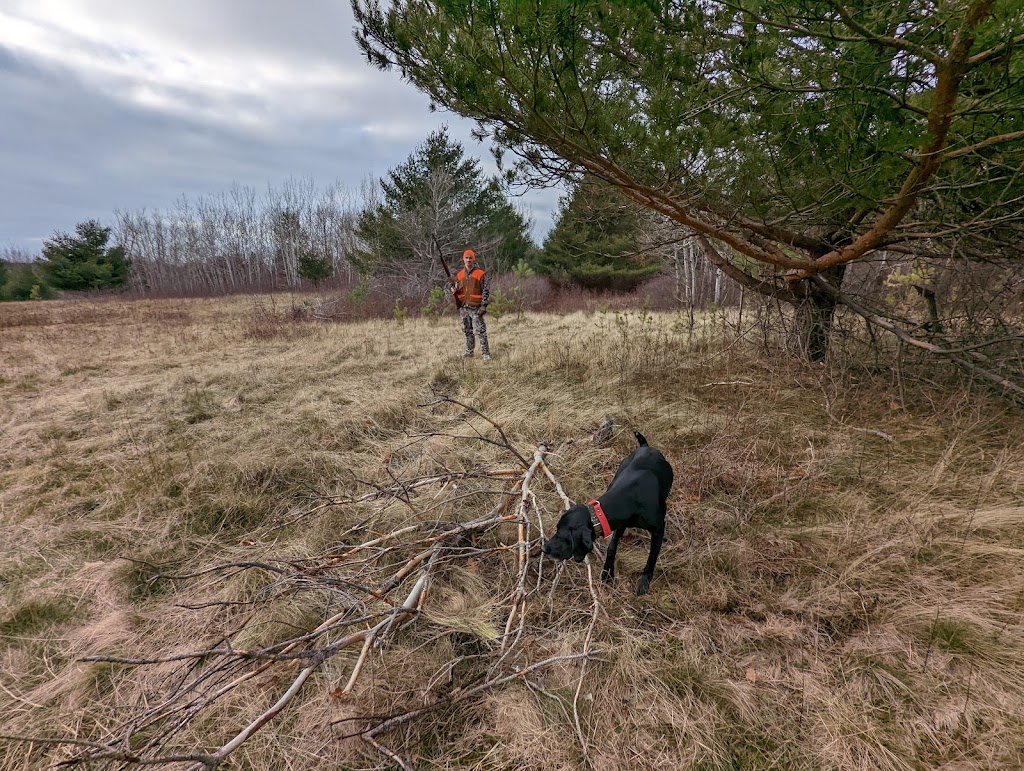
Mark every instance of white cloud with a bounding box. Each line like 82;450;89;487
0;3;378;136
0;1;558;249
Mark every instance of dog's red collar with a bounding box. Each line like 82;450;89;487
587;499;611;538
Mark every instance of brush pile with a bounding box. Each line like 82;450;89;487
49;397;602;770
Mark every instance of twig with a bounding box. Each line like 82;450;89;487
812;274;1024;403
325;525;421;563
338;652;600;739
571;558;602;765
272;468;521;532
419;394;531;467
363;735;415;770
0;735;217;768
538;460;573;511
188;574;430;770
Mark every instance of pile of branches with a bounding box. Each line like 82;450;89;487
17;398;604;770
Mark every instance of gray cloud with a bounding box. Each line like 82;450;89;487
0;1;558;252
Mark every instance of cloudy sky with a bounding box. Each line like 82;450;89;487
0;0;558;255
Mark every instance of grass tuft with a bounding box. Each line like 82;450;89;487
0;597;80;639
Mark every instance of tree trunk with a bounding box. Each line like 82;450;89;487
791;265;847;362
694;234;847;363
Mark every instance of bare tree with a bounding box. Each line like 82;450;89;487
116;179;362;296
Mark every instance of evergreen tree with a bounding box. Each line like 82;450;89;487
298;252;333;286
42;220;129;291
1;262;54;301
354;128;534;280
539;176;659;291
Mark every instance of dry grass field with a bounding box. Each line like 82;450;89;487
1;294;1023;770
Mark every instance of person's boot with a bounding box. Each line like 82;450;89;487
462;350;474;358
482;353;491;362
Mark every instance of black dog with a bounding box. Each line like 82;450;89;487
542;432;673;595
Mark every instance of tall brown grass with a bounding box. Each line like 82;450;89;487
1;295;1022;769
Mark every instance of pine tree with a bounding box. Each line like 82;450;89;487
298;252;333;287
539;176;659;291
42;220;129;291
354;0;1024;379
354;128;534;281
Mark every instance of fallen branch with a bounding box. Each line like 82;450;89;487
190;574;430;771
24;411;606;770
572;557;602;763
420;393;532;468
501;444;550;655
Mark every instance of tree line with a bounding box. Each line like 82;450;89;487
3;127;733;304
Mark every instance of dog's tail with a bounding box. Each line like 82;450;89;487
634;431;648;446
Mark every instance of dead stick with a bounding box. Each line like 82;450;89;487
364;735;415;771
327;525;421;562
501;445;548;653
194;574;429;769
572;558;601;763
539;460;573;511
343;573;430;695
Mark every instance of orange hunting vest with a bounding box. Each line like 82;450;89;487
455;267;485;307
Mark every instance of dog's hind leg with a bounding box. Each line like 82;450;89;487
601;527;626;583
635;527;665;595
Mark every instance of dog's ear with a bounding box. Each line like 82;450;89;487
572;524;594;562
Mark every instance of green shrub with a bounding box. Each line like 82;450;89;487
1;262;54;301
511;258;535;278
348;279;370;305
393;298;408;326
422;286;450;324
488;286;528;320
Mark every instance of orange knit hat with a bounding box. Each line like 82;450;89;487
462;249;476;260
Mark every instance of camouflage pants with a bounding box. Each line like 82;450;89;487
460;306;489;355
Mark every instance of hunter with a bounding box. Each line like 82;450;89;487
450;248;491;361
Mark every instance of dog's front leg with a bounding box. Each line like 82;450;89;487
635;527;665;595
601;527;625;583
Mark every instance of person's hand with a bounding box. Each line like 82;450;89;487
477;307;487;316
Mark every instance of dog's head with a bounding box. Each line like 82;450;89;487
542;505;594;563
